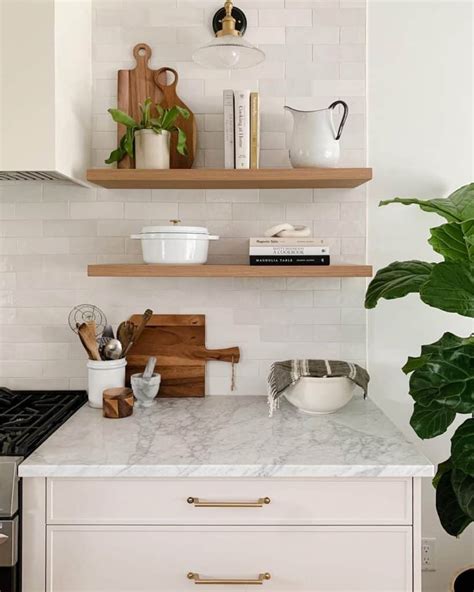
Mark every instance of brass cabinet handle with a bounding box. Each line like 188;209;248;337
187;496;271;508
187;572;271;585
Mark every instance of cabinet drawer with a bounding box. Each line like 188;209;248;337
47;525;412;592
47;477;412;525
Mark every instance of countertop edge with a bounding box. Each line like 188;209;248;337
19;463;435;479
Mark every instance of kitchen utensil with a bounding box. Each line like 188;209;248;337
125;314;240;397
116;43;165;169
154;67;196;169
283;377;355;415
117;321;135;353
68;304;107;337
131;372;161;407
103;339;123;360
285;101;349;168
122;309;153;357
103;387;134;418
87;358;127;409
131;223;219;265
77;323;101;361
143;356;157;379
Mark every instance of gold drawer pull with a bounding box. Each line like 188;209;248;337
187;497;271;508
187;572;271;585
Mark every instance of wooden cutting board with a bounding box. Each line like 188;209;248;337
154;67;196;169
117;43;165;169
125;315;240;397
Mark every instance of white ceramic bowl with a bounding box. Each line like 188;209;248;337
283;376;355;415
131;224;219;265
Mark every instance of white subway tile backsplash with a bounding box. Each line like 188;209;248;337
0;0;368;392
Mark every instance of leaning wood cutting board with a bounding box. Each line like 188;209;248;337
154;67;196;169
125;315;240;397
117;43;165;169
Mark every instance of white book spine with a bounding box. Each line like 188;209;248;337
223;89;235;169
249;237;327;246
234;89;251;169
250;246;330;256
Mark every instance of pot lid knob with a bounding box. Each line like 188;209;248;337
169;219;181;225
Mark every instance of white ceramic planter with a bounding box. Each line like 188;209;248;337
87;359;127;409
284;376;355;415
131;224;219;265
135;129;170;169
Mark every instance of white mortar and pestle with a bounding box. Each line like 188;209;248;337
130;357;161;408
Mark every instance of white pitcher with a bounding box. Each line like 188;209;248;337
284;101;349;168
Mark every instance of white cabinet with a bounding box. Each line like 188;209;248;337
23;477;421;592
47;525;412;592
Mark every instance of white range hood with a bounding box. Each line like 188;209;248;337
0;0;91;185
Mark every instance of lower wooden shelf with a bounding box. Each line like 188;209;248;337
87;264;373;278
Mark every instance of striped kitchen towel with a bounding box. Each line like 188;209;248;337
267;359;370;417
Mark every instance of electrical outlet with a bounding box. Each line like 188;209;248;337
422;538;436;571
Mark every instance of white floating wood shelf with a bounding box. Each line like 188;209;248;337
86;167;372;189
88;264;373;278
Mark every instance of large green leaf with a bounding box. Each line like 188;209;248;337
410;402;456;439
436;470;472;536
433;458;452;489
451;469;474;520
429;220;474;262
364;261;434;309
403;333;473;374
107;108;137;128
408;340;474;413
381;183;474;222
451;418;474;476
420;261;474;317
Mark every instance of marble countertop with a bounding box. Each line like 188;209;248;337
19;396;433;478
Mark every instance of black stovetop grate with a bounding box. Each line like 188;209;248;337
0;388;87;456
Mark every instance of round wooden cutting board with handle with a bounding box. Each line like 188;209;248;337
154;67;197;169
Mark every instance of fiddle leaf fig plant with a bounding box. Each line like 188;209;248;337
105;98;190;164
365;183;474;537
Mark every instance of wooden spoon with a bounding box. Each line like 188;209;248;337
77;323;101;361
117;321;135;352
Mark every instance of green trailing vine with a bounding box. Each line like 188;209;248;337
365;183;474;536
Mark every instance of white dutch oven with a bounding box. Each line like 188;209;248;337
131;222;219;265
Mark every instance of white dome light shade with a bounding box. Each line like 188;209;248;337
193;35;265;70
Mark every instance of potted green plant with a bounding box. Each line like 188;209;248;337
365;183;473;537
105;98;190;169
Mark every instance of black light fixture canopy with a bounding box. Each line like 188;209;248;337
212;5;247;36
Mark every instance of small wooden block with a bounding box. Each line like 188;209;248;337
103;387;134;419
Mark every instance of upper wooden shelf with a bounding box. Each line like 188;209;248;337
88;264;373;278
86;168;373;190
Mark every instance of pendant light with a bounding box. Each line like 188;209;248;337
192;0;265;70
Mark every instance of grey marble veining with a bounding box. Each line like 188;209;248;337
19;396;433;478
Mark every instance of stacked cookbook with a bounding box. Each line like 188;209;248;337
224;89;260;169
249;237;330;266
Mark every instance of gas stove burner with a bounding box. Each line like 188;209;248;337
0;388;87;457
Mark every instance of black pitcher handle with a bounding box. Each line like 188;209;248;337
329;100;349;140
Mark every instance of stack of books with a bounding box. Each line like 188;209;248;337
249;237;330;266
223;89;259;170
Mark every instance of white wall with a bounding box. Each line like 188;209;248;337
0;0;368;392
367;1;474;590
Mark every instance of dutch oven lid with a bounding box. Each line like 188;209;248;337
141;220;209;235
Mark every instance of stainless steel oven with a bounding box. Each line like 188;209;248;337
0;459;21;592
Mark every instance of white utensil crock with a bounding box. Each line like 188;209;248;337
131;224;219;265
135;129;170;169
87;358;127;409
284;376;355;415
285;101;349;168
